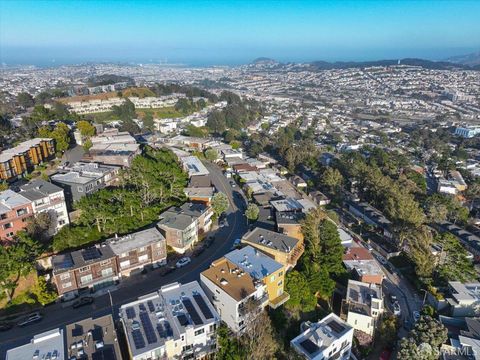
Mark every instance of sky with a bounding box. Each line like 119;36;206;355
1;0;480;66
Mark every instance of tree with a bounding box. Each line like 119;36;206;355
77;120;96;137
204;148;218;162
83;138;93;151
17;92;34;108
142;112;155;131
245;203;259;224
377;315;398;346
206;110;226;133
211;192;229;218
112;98;136;121
285;270;317;315
216;325;242;360
321;168;343;194
32;276;57;306
26;212;53;242
241;304;279;359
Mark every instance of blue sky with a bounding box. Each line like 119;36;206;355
1;0;479;65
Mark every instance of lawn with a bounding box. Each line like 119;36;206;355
136;106;184;119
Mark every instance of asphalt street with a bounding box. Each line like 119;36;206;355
0;161;249;357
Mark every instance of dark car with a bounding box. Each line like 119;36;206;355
159;266;176;277
192;246;206;257
72;296;94;309
205;236;215;248
18;312;42;327
0;322;13;332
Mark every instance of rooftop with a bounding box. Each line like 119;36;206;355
242;227;299;253
0;189;31;214
158;203;209;230
0;138;52;163
449;281;480;303
66;315;121;360
6;328;64;360
224;245;283;280
202;258;259;302
52;244;116;273
19;179;63;201
180;156;209;177
346;279;382;307
119;281;218;357
106;228;165;255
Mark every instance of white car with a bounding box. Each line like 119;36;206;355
393;302;401;316
176;257;191;268
18;312;42;327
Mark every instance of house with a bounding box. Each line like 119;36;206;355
19;179;70;234
342;247;384;285
183;187;215;205
0;189;33;242
0;138;55;181
180;156;209;178
241;227;304;269
309;190;331;206
119;281;220;360
221;148;243;161
446;281;480;317
343;280;384;337
106;228;167;277
435;222;480;261
65;315;121;360
51;162;119;206
347;201;393;239
90;130;137;145
338;227;354;248
291;175;307;189
157;203;213;253
290;313;353;360
275;211;305;241
224;245;289;309
52;245;119;298
88;143;141;167
6;328;65;360
200;257;269;333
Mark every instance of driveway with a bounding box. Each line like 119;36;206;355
0;161;248;356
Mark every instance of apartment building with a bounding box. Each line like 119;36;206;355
6;328;65;360
347;201;393;240
19;179;69;234
52;245;119;298
157;203;213;253
224;245;289;309
343;280;384;337
88;143;141;167
0;138;55;181
446;281;480;317
342;247;385;285
291;313;353;360
107;228;167;277
65;315;121;360
241;227;304;269
275;211;305;241
51;162;120;206
0;189;33;242
119;281;220;360
179;156;210;178
200;257;269;333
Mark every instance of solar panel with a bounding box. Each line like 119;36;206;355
139;303;146;312
147;300;155;312
327;320;346;334
125;307;136;319
177;314;189;326
139;312;157;344
300;339;320;355
92;348;116;360
193;294;214;319
182;298;203;325
92;327;103;342
164;321;173;337
71;325;83;337
157;323;166;338
81;247;102;261
131;329;145;349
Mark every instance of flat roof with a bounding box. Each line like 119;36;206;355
180;156;209;177
107;228;165;255
66;315;121;360
158;203;208;230
242;227;298;253
6;328;65;360
202;258;258;302
0;190;31;214
52;244;116;273
346;279;382;306
224;245;283;280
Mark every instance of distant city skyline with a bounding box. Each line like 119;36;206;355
1;0;480;66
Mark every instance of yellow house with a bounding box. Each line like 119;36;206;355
224;245;290;309
241;227;304;269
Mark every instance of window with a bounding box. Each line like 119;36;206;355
194;328;205;336
270;275;275;282
77;187;83;193
120;252;128;258
3;223;12;229
277;280;283;287
6;231;14;237
80;274;93;284
101;268;113;277
156;243;163;248
279;271;283;277
60;273;70;280
62;282;72;289
138;254;148;262
120;260;130;269
100;259;111;266
78;266;90;273
139;246;146;252
0;213;7;220
59;220;65;226
16;208;27;216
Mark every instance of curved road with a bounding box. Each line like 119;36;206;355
0;161;249;356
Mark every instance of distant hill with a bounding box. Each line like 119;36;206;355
446;51;480;66
87;74;134;87
309;58;475;71
251;57;278;65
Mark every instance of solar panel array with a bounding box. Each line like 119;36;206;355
139;312;157;344
147;300;155;312
125;307;136;319
327;320;346;334
132;329;145;349
81;247;102;261
182;298;203;325
157;321;173;338
177;314;189;326
300;339;320;355
193;294;214;319
139;303;146;312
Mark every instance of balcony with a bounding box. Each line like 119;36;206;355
269;292;290;309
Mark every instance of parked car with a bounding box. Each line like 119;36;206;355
192;246;206;257
204;236;215;248
176;257;192;268
72;296;94;309
18;312;42;327
389;294;398;304
231;238;241;249
0;322;13;332
393;302;401;316
159;266;176;276
365;243;373;251
230;180;236;188
413;310;421;322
